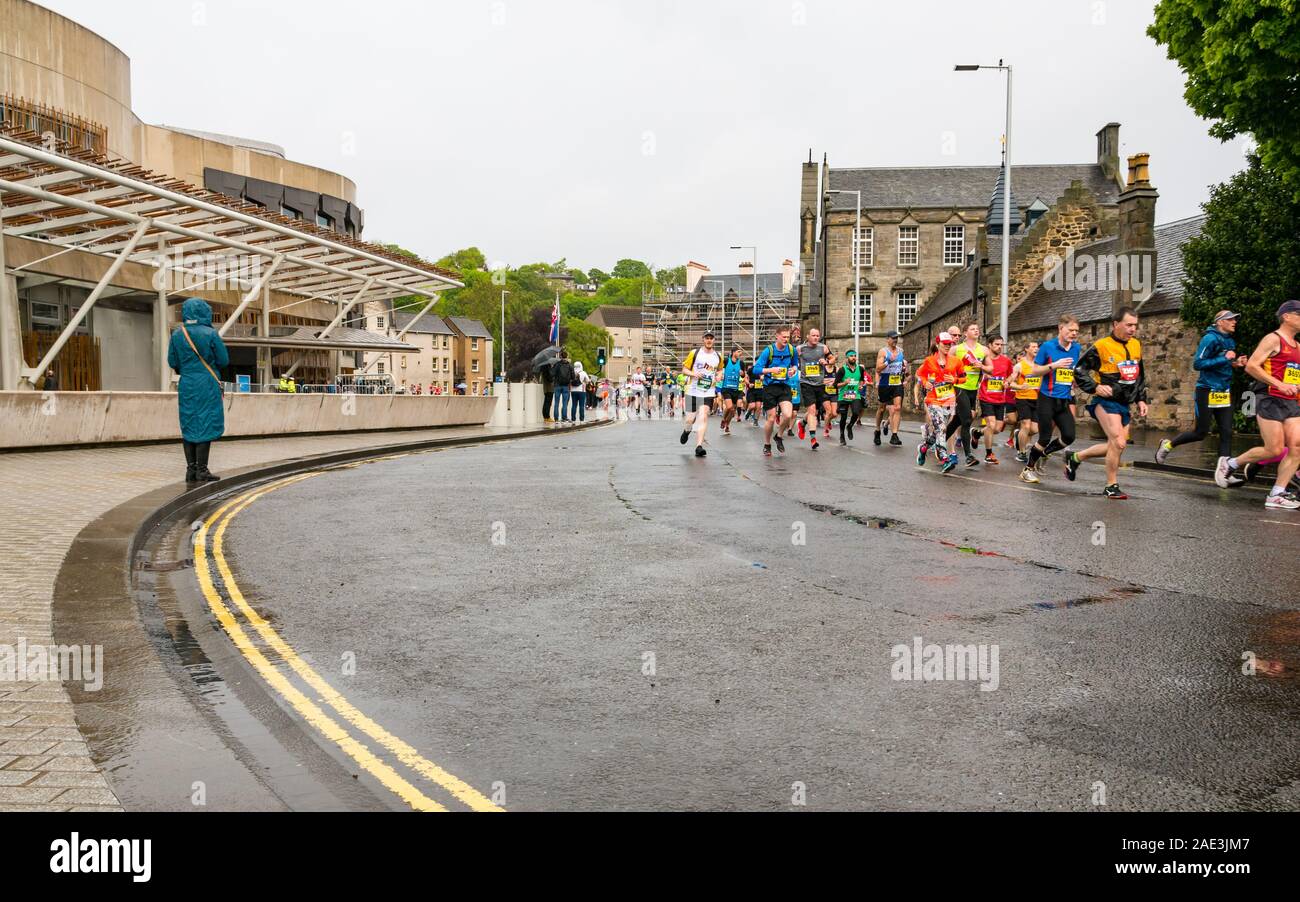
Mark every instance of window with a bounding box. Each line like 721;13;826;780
898;226;919;266
280;205;301;220
897;292;919;330
401;356;407;369
472;359;480;373
853;226;874;267
29;301;61;328
443;359;451;372
377;362;385;375
851;294;873;336
316;212;332;229
374;316;385;330
442;335;449;349
943;225;965;266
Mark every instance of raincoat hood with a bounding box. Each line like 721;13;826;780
182;298;213;327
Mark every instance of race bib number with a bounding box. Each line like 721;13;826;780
1208;391;1231;409
1285;363;1300;385
1117;360;1140;384
804;364;821;377
770;367;787;380
841;389;860;401
985;378;1005;394
1054;367;1074;385
696;375;714;390
889;374;902;386
1023;376;1042;391
934;383;955;402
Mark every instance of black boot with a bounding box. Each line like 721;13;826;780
184;441;198;483
194;442;220;482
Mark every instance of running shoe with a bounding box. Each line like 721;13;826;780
763;444;773;458
942;454;960;474
1265;491;1300;510
824;424;831;438
890;434;903;447
847;423;855;441
1214;456;1233;489
1005;437;1016;450
1035;454;1050;474
1154;439;1173;465
695;446;707;458
970;428;983;446
840;436;847;447
787;429;795;438
1243;462;1260;483
1015;451;1028;465
964;455;980;469
775;435;786;454
679;430;690;445
984;451;999;465
810;439;820;452
1226;472;1247;488
1019;467;1040;484
1103;483;1128;500
873;429;881;446
797;422;806;440
1064;452;1081;482
883;423;890;436
917;442;929;466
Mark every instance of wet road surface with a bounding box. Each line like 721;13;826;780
183;418;1300;810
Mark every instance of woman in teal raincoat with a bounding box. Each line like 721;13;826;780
167;298;229;483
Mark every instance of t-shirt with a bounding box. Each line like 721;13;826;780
683;347;722;397
630;372;647;391
953;342;988;391
797;343;829;386
1013;358;1041;400
836;365;866;401
1035;338;1081;400
916;354;964;406
754;343;798;384
978;355;1014;403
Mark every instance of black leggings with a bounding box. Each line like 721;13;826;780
1170;386;1233;457
839;399;863;435
1032;396;1076;454
945;387;978;452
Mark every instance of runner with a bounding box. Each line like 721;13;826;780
795;328;829;451
945;321;990;467
1155;310;1246;478
1215;300;1300;507
976;335;1015;464
679;331;722;458
1064;307;1149;498
753;326;799;457
718;346;746;435
822;349;840;439
745;366;764;425
875;330;907;446
916;332;964;474
835;349;867;445
1008;341;1041;463
1020;315;1083;484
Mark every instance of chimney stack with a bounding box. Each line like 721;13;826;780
1096;122;1121;184
1115;153;1159;313
686;261;710;293
782;259;796;295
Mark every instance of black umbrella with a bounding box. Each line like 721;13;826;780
532;346;560;374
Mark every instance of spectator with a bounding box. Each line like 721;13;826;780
570;361;588;422
552;351;574;423
541;360;555;421
42;367;57;391
168;298;228;484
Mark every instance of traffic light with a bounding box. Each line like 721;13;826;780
597;347;607;369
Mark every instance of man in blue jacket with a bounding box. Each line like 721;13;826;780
1156;310;1246;477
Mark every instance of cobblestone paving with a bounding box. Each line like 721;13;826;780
0;424;557;811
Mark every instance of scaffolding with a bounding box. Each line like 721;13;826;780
642;286;800;372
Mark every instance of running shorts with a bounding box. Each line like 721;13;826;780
687;395;715;414
877;383;905;404
1086;396;1132;427
746;387;762;404
762;383;793;411
720;388;744;403
1015;398;1037;423
1256;394;1300;423
980;401;1007;421
800;384;828;410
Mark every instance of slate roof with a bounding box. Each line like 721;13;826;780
586;305;645;329
1138;215;1207;315
691;272;787;299
443;316;494;339
902;266;978;335
825;163;1119;211
391;309;454;335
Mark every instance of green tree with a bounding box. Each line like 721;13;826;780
612;259;652;280
563;316;611;374
436;247;488;273
1150;0;1300;198
588;267;611;283
655;265;686;288
1181;158;1300;355
593;277;650;307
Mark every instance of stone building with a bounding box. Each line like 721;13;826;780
799;123;1130;359
585;305;645;382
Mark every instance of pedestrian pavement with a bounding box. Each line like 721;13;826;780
0;420;594;811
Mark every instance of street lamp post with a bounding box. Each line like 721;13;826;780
703;279;725;352
826;189;862;357
500;289;509;377
955;60;1013;342
730;245;757;358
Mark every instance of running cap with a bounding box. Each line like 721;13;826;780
938;333;956;344
702;330;715;338
1277;300;1300;319
1213;310;1240;323
885;330;901;338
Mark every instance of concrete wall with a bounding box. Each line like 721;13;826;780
0;391;499;449
89;306;154;391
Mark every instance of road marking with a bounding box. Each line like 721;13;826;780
197;473;503;812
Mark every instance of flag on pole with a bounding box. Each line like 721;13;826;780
549;292;560;345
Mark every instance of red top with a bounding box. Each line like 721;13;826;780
917;354;963;406
1268;331;1300;398
978;355;1015;404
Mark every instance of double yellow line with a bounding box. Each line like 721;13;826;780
193;472;503;813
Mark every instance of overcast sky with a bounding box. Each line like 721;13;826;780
42;0;1247;277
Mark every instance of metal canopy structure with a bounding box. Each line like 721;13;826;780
0;125;462;388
